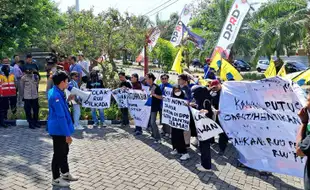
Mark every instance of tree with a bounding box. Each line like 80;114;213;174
155;13;179;41
0;0;63;56
251;0;307;62
150;38;178;72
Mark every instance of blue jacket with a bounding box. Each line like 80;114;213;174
159;83;173;95
48;86;74;136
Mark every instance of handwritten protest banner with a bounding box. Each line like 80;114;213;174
191;108;223;141
219;76;306;177
112;88;129;108
82;88;112;109
164;87;172;97
127;90;150;128
162;96;190;131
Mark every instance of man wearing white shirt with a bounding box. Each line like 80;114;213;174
77;52;90;82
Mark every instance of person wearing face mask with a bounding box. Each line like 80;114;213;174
170;85;190;161
209;80;229;155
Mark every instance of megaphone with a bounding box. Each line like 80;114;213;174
69;87;91;101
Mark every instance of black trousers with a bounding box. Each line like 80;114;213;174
171;127;187;154
120;108;129;125
9;96;17;115
0;97;9;123
52;136;69;179
24;99;39;124
219;133;229;151
200;140;211;169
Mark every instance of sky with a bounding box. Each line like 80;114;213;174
55;0;190;21
54;0;268;22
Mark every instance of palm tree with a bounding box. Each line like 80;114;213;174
251;0;307;63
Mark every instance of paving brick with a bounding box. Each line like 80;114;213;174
0;126;304;190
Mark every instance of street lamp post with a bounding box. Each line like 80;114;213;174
76;0;80;12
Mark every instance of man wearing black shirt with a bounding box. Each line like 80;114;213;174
146;73;162;143
119;72;132;127
210;80;228;155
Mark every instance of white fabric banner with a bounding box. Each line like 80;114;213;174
148;28;161;52
127;90;151;128
191;108;223;141
214;0;250;58
82;88;112;109
162;96;190;131
170;4;192;47
219;77;306;177
112;88;129;108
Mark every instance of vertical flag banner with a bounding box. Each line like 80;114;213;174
220;59;243;81
210;52;222;71
213;0;250;59
171;47;184;74
277;65;287;77
136;28;161;62
170;4;192;47
264;59;276;78
293;69;310;86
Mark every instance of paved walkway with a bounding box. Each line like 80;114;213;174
0;125;304;190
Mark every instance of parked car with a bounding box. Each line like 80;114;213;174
285;61;308;74
256;60;269;72
233;60;251;71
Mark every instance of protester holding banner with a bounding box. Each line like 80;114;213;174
296;93;310;189
118;72;132;127
87;70;106;128
159;74;173;137
178;74;197;147
196;99;214;171
169;85;190;160
146;73;162;143
69;71;83;130
131;73;143;135
210;80;228;155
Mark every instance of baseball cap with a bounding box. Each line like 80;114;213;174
210;80;220;87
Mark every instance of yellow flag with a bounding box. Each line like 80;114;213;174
171;47;183;74
220;59;243;81
264;59;276;78
292;69;310;86
210;52;221;71
277;65;286;77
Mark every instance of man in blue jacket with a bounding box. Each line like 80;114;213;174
159;74;173;136
48;70;78;187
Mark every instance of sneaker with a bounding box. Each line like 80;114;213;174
195;163;202;168
218;150;225;156
61;172;78;181
52;177;70;187
192;138;199;147
180;153;190;161
100;122;106;128
35;122;41;128
170;149;178;155
196;164;211;172
165;133;170;137
135;131;142;136
93;123;98;128
75;125;84;130
153;140;161;144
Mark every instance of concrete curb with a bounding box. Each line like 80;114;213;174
7;120;121;126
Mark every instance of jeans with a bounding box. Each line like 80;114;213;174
51;136;69;180
149;111;161;141
121;108;129;125
91;108;105;124
72;104;81;127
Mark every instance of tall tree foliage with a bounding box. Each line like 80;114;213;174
0;0;63;56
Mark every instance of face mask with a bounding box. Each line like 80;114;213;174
210;91;217;97
174;91;182;96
